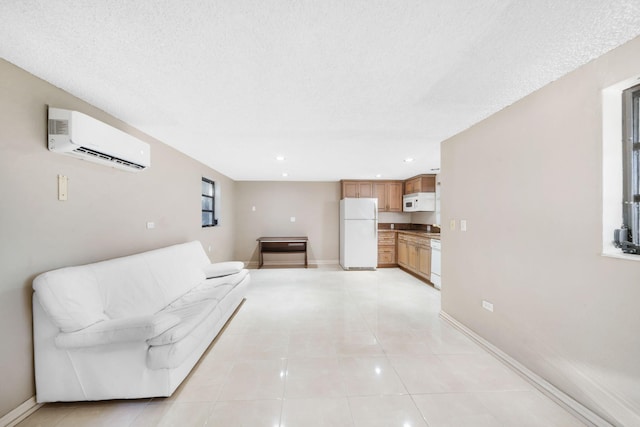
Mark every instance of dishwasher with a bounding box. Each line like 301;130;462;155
430;239;441;290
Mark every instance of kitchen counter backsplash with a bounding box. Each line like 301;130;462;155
378;223;441;233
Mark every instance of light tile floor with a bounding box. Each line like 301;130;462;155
18;267;585;427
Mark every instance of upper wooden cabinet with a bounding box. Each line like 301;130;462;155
373;181;403;212
342;180;402;212
341;181;373;198
404;174;436;195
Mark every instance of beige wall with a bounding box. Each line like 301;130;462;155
0;59;236;419
441;36;640;425
234;181;340;266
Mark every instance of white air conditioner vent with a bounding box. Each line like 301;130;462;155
48;119;69;135
47;107;150;172
72;146;146;170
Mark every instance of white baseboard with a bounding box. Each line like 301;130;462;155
439;311;612;427
0;397;40;427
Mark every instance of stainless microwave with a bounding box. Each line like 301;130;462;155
403;192;435;212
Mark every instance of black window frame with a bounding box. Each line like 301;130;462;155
615;84;640;254
201;177;218;227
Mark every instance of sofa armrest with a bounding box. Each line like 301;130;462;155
202;261;244;278
54;313;180;349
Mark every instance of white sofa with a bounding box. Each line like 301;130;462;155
32;241;249;403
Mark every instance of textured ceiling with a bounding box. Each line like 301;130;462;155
2;1;640;181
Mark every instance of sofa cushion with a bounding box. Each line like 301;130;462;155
202;261;245;278
141;242;208;305
55;313;180;348
147;306;224;370
172;270;249;306
147;278;248;370
95;242;208;319
167;282;233;307
147;299;218;346
33;267;107;332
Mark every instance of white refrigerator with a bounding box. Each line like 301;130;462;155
340;198;378;270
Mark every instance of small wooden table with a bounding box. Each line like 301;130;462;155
257;236;308;268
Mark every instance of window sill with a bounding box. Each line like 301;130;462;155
601;251;640;262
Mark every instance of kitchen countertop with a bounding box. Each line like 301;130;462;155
384;229;441;240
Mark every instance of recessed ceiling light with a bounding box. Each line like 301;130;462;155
282;172;288;177
276;155;285;161
404;157;414;163
375;174;382;178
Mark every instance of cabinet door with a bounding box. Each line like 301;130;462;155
358;182;373;198
408;244;418;271
387;182;403;212
418;245;431;279
421;175;436;192
397;239;408;267
378;248;395;265
404;179;414;195
342;181;358;198
373;182;388;211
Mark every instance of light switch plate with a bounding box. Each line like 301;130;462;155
58;175;68;201
460;220;467;231
449;219;456;230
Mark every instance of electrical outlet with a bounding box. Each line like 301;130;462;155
146;222;155;229
482;300;494;312
290;217;296;222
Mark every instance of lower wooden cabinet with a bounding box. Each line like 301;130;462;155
378;230;397;267
397;232;431;282
417;245;431;277
397;237;408;266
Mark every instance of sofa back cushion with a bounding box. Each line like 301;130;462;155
33;241;210;331
91;256;167;319
99;242;208;319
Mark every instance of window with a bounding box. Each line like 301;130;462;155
614;84;640;254
201;178;217;227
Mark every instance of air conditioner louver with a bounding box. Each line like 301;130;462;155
47;107;150;172
72;146;146;170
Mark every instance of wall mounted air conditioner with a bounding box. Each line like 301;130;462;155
47;107;150;172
